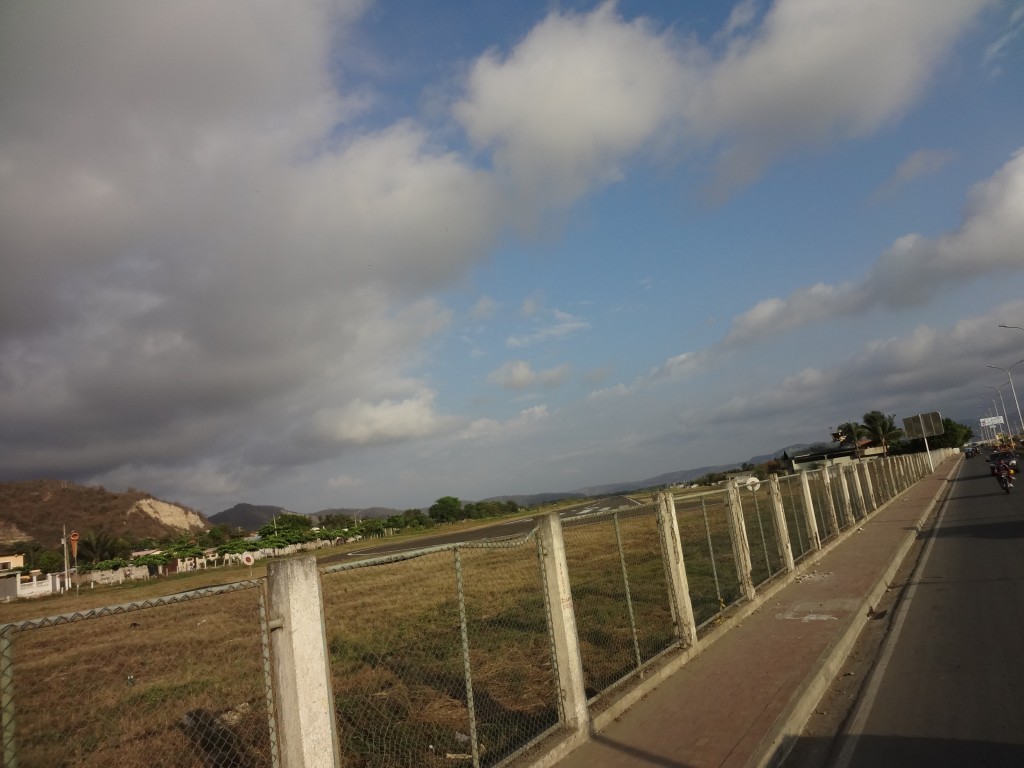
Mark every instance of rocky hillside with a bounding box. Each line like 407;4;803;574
0;480;208;549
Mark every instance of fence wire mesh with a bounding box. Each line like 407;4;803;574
827;467;849;528
776;475;813;562
737;484;783;587
670;492;740;629
806;471;836;544
870;460;891;503
321;535;559;768
0;581;274;768
562;504;676;700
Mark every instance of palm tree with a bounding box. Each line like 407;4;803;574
835;421;867;455
77;529;131;564
862;411;904;457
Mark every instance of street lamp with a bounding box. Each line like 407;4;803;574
998;325;1024;331
987;358;1024;438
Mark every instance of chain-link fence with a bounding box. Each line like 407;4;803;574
561;504;677;705
670;491;741;629
0;453;950;768
805;470;837;544
736;483;785;588
320;534;560;768
0;580;275;768
776;474;813;563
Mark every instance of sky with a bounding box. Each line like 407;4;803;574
2;0;1024;516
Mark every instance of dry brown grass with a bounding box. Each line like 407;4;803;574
2;492;786;768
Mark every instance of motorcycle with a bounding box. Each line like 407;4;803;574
996;467;1014;493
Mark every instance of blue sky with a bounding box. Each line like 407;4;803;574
2;0;1023;514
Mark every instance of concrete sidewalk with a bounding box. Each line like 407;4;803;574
551;459;958;768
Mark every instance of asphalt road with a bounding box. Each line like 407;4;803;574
826;454;1024;767
317;494;644;565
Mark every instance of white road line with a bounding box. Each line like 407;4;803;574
831;459;963;768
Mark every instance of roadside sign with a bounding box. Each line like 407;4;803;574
903;411;944;439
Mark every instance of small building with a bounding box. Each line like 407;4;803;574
0;553;25;572
782;443;885;473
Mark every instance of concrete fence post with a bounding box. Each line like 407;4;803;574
536;510;591;735
845;464;865;520
798;471;821;551
836;465;855;527
886;457;898;498
820;468;840;534
655;492;698;650
266;556;341;768
725;480;756;601
858;461;876;511
767;474;795;573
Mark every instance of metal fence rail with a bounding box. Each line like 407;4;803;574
0;580;274;768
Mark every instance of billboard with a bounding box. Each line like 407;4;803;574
903;411;944;439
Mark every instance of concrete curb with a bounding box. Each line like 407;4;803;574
750;458;961;768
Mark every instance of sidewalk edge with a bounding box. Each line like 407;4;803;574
748;458;960;768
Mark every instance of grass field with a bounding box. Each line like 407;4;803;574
0;481;833;767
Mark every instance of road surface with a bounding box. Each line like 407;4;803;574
794;453;1024;767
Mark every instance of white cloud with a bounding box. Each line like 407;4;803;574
310;393;453;446
690;0;987;198
488;360;570;390
507;309;590;348
725;147;1024;345
872;148;956;200
455;1;692;206
470;295;499;320
460;405;550;443
590;350;710;399
710;299;1024;429
983;4;1024;76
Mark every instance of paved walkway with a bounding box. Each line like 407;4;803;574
552;459;958;768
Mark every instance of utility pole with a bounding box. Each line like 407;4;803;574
61;524;69;594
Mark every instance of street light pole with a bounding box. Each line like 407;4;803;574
987;359;1024;438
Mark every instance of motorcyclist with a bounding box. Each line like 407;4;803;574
994;457;1014;488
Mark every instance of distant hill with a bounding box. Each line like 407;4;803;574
484;445;809;503
576;445;813;497
573;464;731;497
208;503;295;531
208;504;404;532
0;479;207;549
